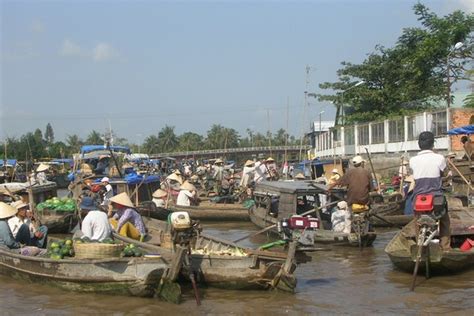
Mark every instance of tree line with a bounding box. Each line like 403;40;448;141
0;123;302;160
317;3;473;125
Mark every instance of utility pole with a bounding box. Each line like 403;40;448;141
267;108;272;156
299;65;313;161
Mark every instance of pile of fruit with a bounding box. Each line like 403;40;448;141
121;243;145;257
37;197;76;212
48;239;74;260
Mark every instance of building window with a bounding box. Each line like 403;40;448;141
358;125;369;145
407;114;424;141
389;119;404;142
430;110;447;137
345;126;355;145
371;122;384;144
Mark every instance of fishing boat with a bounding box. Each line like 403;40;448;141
249;181;376;248
114;217;297;292
0;246;168;297
385;206;474;273
147;200;250;222
0;181;78;233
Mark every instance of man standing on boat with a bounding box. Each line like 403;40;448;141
409;131;451;251
327;155;373;213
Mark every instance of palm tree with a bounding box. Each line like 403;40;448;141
142;135;160;154
86;130;103;145
158;126;178;152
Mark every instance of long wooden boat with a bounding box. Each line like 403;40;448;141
385;207;474;273
0;246;167;297
250;181;376;248
143;200;250;222
114;217;297;292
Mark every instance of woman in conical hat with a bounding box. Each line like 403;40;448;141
177;181;197;207
109;193;146;241
167;172;183;185
245;160;255;167
36;163;49;173
0;202;21;249
152;189;168;208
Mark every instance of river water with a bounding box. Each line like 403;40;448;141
0;221;473;315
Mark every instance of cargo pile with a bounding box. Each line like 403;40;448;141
37;197;76;212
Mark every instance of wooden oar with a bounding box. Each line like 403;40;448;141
447;158;474;191
233;200;340;243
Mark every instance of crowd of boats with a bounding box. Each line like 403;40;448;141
0;137;473;304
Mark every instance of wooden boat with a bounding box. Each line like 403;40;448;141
385;206;474;273
250;181;376;248
0;246;167;297
114;217;297;292
145;200;250;222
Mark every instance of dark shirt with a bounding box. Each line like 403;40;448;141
0;220;20;249
338;167;372;205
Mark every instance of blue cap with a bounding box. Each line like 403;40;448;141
79;197;98;211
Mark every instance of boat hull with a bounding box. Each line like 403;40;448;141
0;248;166;297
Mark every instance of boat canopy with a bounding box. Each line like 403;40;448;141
52;158;74;165
0;159;17;167
447;125;474;135
80;145;131;155
255;180;327;195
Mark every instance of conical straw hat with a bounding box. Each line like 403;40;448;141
0;202;18;219
36;163;49;172
180;181;196;191
173;169;182;175
109;192;135;208
153;189;167;198
295;173;305;180
245;160;255;167
215;159;223;164
266;157;275;162
167;173;183;184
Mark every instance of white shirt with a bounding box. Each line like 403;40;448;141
240;166;255;187
153;198;166;208
8;216;35;238
101;183;113;206
81;210;112;241
253;162;267;183
177;190;195;207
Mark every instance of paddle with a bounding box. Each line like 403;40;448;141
232;200;340;243
368;212;404;229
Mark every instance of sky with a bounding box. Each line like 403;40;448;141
1;0;473;144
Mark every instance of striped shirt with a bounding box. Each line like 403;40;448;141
409;150;446;197
113;208;146;235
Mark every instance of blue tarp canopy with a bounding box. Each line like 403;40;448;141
80;145;131;154
52;158;74;165
124;173;160;185
447;125;474;136
0;159;17;167
298;158;330;169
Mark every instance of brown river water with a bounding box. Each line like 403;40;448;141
0;221;473;315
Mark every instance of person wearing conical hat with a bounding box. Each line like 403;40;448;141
212;159;225;194
328;168;341;185
294;173;305;180
109;192;146;241
152;189;168;208
240;160;256;188
8;201;48;248
0;202;21;249
177;181;196;207
253;158;269;184
34;163;49;185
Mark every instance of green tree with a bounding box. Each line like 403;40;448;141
318;3;473;124
205;124;240;149
86;130;103;144
178;132;204;151
158;126;178;152
66;134;83;154
142;135;160;154
44;123;54;144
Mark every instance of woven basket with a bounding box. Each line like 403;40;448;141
73;242;124;259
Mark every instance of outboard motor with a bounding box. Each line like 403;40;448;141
277;215;319;246
410;193;447;291
169;211;201;250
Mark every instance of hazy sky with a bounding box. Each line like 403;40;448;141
1;0;472;144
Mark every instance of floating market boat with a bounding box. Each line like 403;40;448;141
385;206;474;274
146;200;250;222
0;245;167;297
249;181;376;248
114;217;297;291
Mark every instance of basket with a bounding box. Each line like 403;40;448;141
73;242;124;259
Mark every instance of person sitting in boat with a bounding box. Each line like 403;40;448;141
460;135;474;160
94;155;110;175
327;155;374;214
34;163;49;185
8;201;48;248
0;202;22;249
409;131;451;251
100;177;114;207
76;196;112;242
328;169;341;185
166;172;183;191
108;193;146;242
254;158;269;183
220;174;235;196
240;160;255;188
152;189;168;208
265;157;279;180
331;201;351;233
212;159;225;193
177;182;197;207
